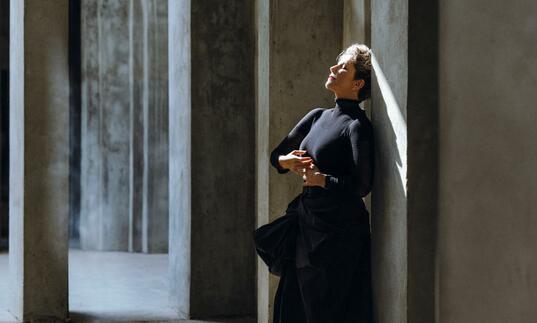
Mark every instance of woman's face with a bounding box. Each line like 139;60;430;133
324;58;363;99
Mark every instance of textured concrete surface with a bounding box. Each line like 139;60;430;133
8;0;70;320
438;0;537;322
169;0;256;319
67;249;176;321
168;1;191;318
343;0;371;48
0;251;254;323
255;1;344;322
79;0;169;253
80;0;131;251
370;0;408;322
189;0;256;317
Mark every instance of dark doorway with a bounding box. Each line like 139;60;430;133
0;0;9;251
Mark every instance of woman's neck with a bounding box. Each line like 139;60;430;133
334;94;359;101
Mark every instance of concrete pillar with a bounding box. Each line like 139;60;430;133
139;0;168;253
343;0;371;47
169;0;256;319
368;0;438;322
438;0;537;321
9;0;70;320
255;1;344;322
370;1;409;322
79;0;168;252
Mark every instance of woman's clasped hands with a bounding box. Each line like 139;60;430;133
278;150;327;188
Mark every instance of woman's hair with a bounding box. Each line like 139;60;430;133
336;43;372;102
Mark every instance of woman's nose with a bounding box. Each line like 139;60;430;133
330;64;338;73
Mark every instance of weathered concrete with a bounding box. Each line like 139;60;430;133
256;1;344;322
80;0;131;251
79;0;168;253
370;0;409;321
406;0;439;322
437;0;537;322
343;0;371;48
140;0;168;253
169;0;256;319
9;0;70;320
168;0;190;318
369;0;440;321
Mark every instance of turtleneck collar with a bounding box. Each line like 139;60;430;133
334;98;365;113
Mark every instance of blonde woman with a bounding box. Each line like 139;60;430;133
269;44;375;322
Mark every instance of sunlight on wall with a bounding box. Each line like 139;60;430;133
371;52;407;196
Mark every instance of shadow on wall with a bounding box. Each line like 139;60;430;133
0;0;8;251
369;51;408;323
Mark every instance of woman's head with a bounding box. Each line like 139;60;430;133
325;43;372;102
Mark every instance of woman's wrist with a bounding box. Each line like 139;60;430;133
277;155;287;169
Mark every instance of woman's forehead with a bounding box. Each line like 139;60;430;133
337;54;354;65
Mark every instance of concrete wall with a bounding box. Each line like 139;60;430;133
169;0;256;319
9;0;70;320
343;0;370;48
370;0;408;321
437;0;537;322
168;0;190;317
369;0;439;322
256;1;344;322
79;0;168;253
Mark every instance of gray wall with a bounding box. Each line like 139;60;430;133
437;0;537;322
169;0;256;319
370;0;408;321
9;0;70;320
368;0;440;321
80;0;168;253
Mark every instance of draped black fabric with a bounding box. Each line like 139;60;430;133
254;98;375;323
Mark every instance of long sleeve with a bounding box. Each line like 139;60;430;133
324;119;374;197
270;107;325;174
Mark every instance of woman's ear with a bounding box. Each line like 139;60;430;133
353;79;365;91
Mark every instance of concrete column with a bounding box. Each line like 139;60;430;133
79;0;168;252
169;0;256;319
370;0;409;320
438;0;537;321
343;0;371;48
80;0;131;251
140;0;168;253
255;1;344;322
9;0;70;320
368;0;438;322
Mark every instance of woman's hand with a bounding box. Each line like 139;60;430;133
278;150;314;176
302;163;327;188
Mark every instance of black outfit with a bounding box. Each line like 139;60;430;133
269;98;375;323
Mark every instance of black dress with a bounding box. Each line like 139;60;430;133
268;98;375;323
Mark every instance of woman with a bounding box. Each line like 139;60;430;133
269;43;374;323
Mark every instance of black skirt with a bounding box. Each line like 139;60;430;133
255;186;374;323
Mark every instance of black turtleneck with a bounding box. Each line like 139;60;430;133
270;98;374;198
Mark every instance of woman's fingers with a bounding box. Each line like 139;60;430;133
290;149;307;156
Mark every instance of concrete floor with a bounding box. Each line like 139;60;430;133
0;250;254;323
